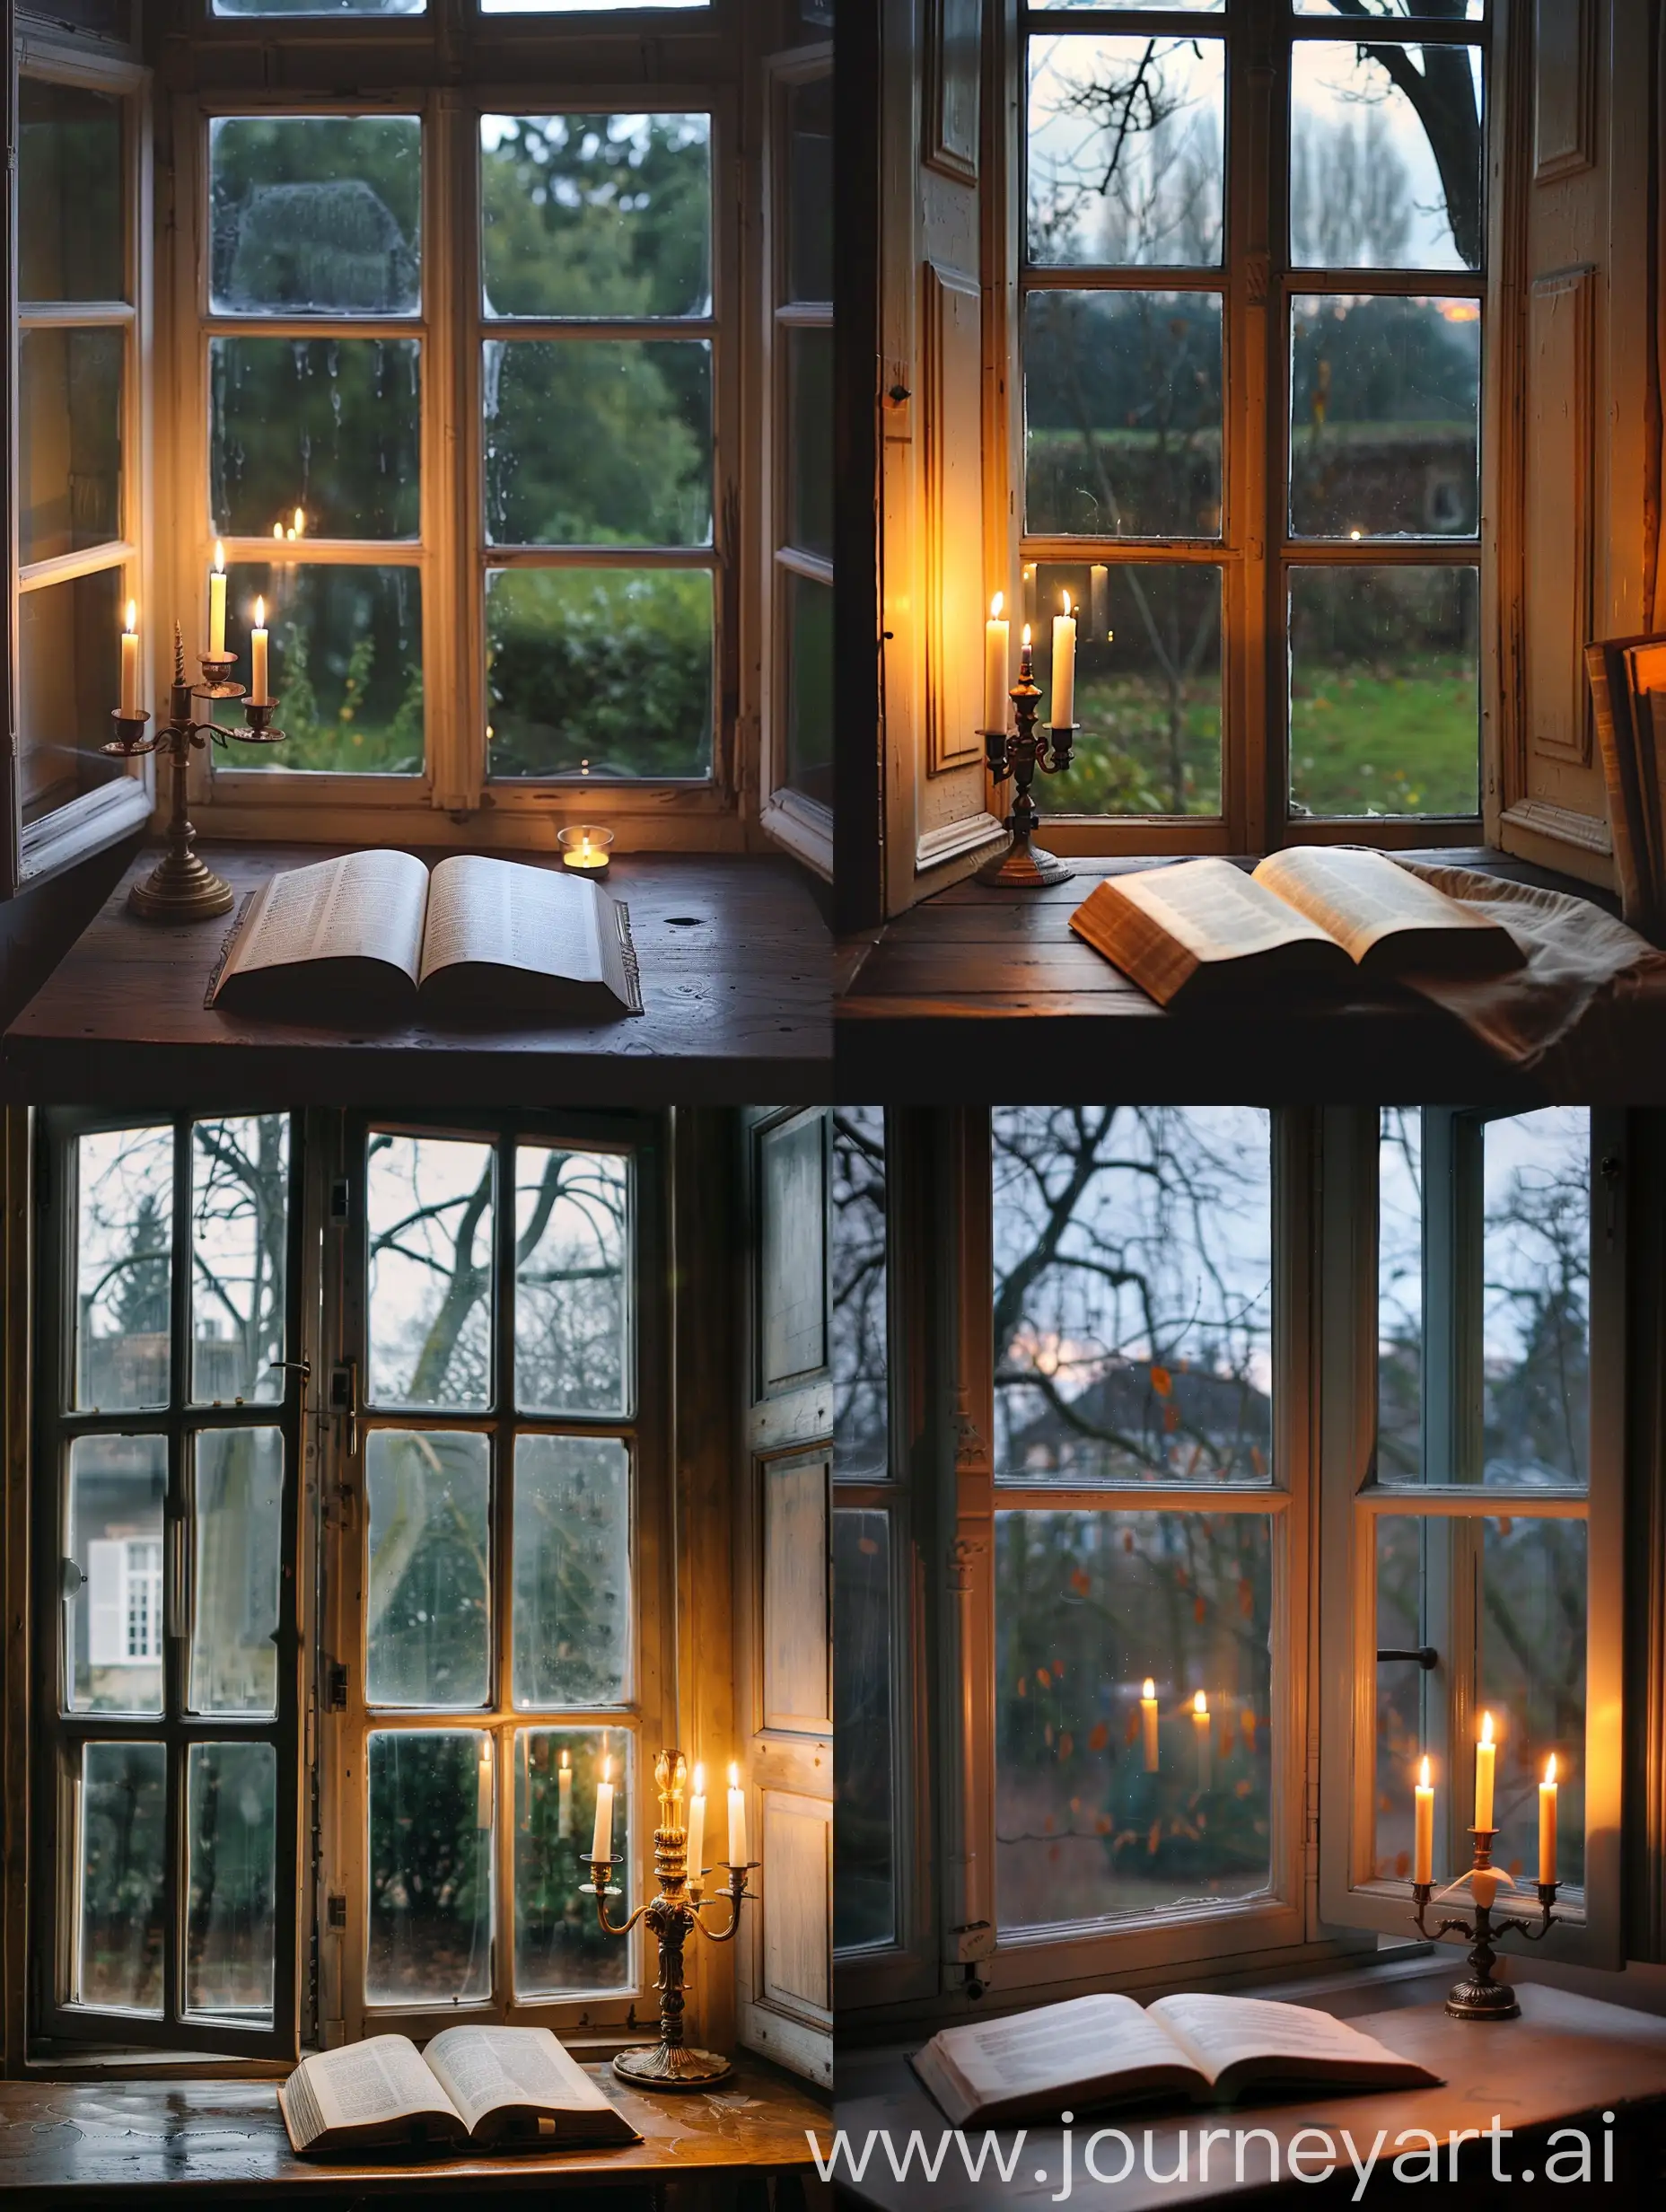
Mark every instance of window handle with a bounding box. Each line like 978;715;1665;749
1376;1645;1439;1670
269;1358;311;1383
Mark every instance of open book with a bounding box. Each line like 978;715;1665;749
913;1992;1441;2128
1069;847;1525;1009
277;2026;642;2156
207;851;643;1021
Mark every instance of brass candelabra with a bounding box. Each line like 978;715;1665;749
106;624;285;921
978;643;1078;887
1412;1828;1561;2019
582;1751;757;2089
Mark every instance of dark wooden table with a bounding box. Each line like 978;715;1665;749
837;851;1666;1103
0;2055;828;2205
1;847;830;1107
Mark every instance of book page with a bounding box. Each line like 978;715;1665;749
224;850;429;984
1252;847;1491;964
418;856;603;988
1110;859;1339;962
1148;1995;1415;2089
423;2025;612;2137
934;1994;1191;2106
297;2033;460;2134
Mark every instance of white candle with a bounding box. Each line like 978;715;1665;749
687;1764;706;1894
477;1739;493;1830
984;593;1010;733
726;1760;747;1865
250;596;269;704
1539;1754;1558;1885
557;1749;572;1840
1474;1711;1496;1831
1192;1690;1211;1793
119;600;140;716
1140;1678;1160;1773
1415;1755;1434;1884
1090;564;1109;640
592;1752;615;1864
1050;592;1077;729
209;541;227;656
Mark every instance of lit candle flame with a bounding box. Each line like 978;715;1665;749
1193;1690;1208;1716
1062;590;1072;615
125;600;137;636
254;595;266;629
559;1748;569;1773
694;1762;706;1794
1481;1710;1495;1746
990;592;1004;619
728;1761;740;1790
273;522;284;540
1545;1752;1557;1785
214;540;224;575
600;1753;611;1786
294;505;305;536
1418;1754;1431;1787
581;832;592;861
1022;623;1032;646
1142;1677;1155;1700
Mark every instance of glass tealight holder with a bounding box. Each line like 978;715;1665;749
558;823;614;881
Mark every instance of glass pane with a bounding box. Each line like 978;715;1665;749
1299;0;1481;11
1024;293;1222;538
995;1509;1274;1931
1378;1108;1425;1484
785;328;833;558
366;1431;491;1707
512;1436;630;1708
481;115;712;320
785;571;834;808
367;1730;493;2005
367;1135;495;1408
19;329;124;565
786;75;833;303
1483;1109;1590;1488
18;77;123;303
833;1507;894;1949
215;0;425;13
1291;295;1479;539
1026;560;1222;815
1482;1515;1586;1892
1288;564;1478;817
486;567;713;780
209;115;421;316
1291;41;1485;272
222;565;423;775
186;1742;277;2022
1372;1512;1428;1881
76;1742;166;2013
832;1106;888;1482
513;1146;629;1414
191;1116;289;1405
484;339;712;547
1027;36;1224;267
75;1126;174;1413
992;1107;1272;1480
192;1429;283;1716
210;338;420;540
18;568;130;830
67;1435;167;1716
513;1731;631;1999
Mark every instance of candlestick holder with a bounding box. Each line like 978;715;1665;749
582;1750;756;2090
1411;1828;1560;2019
104;625;286;922
977;663;1078;888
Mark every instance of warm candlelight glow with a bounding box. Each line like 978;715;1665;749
991;592;1004;619
294;505;306;536
126;600;136;635
1193;1690;1208;1716
1061;590;1072;615
1144;1678;1155;1699
1022;623;1031;646
273;522;284;540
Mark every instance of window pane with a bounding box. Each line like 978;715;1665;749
1291;296;1479;539
513;1437;630;1708
1372;1513;1427;1881
1481;1515;1586;1892
1025;294;1222;538
995;1510;1274;1931
67;1435;167;1715
75;1126;174;1413
484;339;712;547
785;328;833;558
786;75;833;304
1027;560;1222;816
486;567;713;780
186;1742;277;2023
367;1136;494;1408
1290;41;1484;272
1027;37;1224;267
833;1508;894;1949
832;1107;888;1483
1298;0;1481;12
481;115;712;320
514;1146;629;1415
513;1731;631;1998
192;1429;284;1716
209;115;421;316
784;571;834;808
1483;1110;1590;1488
1288;564;1478;818
993;1107;1273;1481
19;78;123;303
76;1742;166;2013
222;565;423;776
1378;1108;1424;1484
191;1116;289;1405
19;329;124;565
19;568;131;830
210;338;420;540
214;0;423;12
366;1431;492;1707
367;1731;493;2006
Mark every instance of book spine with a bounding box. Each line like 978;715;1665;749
203;891;259;1011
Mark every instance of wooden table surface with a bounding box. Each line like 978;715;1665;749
833;1985;1666;2206
0;2055;829;2201
836;851;1666;1104
1;846;830;1107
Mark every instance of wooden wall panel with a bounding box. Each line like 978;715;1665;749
760;1790;833;2018
763;1452;832;1734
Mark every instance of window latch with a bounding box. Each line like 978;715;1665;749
329;1361;358;1454
327;1663;348;1710
1376;1645;1439;1670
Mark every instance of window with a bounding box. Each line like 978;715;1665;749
1010;1;1487;849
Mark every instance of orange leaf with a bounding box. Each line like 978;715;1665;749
1069;1568;1092;1597
1151;1364;1172;1398
1058;1733;1074;1761
1036;1665;1051;1690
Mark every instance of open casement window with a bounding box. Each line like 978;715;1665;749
1317;1105;1625;1969
320;1113;669;2040
4;26;155;895
32;1110;307;2057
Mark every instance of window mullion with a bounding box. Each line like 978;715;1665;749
435;88;478;813
493;1130;518;2007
